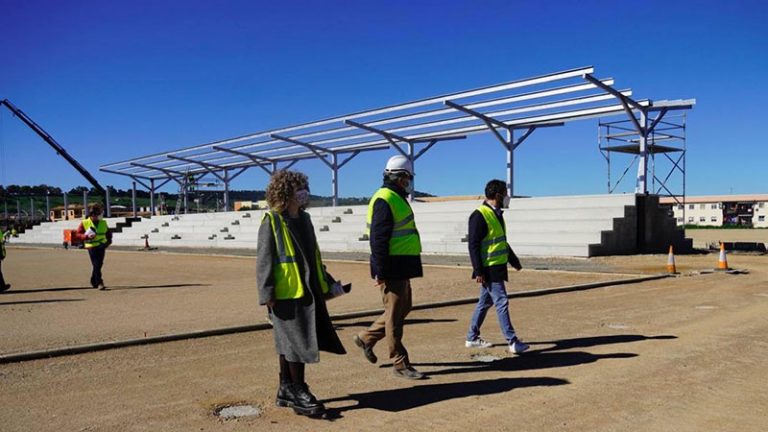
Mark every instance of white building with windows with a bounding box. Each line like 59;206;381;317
660;195;768;228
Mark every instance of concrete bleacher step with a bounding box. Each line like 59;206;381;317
14;194;691;257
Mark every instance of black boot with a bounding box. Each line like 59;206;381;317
275;376;294;408
287;383;325;416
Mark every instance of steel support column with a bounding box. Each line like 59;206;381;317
506;129;514;198
30;198;34;222
132;181;137;218
407;142;416;202
105;187;111;218
331;153;339;207
45;192;51;221
635;110;649;194
63;193;69;220
223;169;230;212
83;191;88;217
149;179;155;216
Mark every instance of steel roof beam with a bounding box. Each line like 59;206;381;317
166;156;230;184
101;80;624;173
270;134;334;168
130;162;186;182
167;155;226;171
100;167;153;180
100;66;595;169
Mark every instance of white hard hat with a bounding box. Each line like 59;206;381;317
384;155;413;177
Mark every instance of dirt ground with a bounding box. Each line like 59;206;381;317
684;228;768;248
1;247;767;431
0;247;633;354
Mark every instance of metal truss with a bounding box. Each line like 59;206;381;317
101;66;695;208
599;113;688;217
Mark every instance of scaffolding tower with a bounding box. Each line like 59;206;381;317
599;112;687;217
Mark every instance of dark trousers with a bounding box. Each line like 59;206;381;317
0;259;6;288
358;279;413;368
87;246;106;287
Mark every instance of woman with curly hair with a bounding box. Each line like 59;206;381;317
256;170;346;417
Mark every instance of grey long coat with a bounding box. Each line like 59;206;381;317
256;210;346;363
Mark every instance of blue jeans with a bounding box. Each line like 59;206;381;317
467;281;517;344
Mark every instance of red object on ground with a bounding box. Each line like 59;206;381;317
63;229;82;247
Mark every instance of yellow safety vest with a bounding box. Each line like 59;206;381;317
82;218;109;249
264;211;330;300
477;205;508;267
366;187;422;256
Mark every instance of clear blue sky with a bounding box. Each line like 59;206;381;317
1;0;766;198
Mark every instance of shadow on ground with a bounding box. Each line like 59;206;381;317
323;376;569;414
0;298;85;306
0;283;210;294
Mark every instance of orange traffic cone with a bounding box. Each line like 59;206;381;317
666;246;677;273
717;242;729;270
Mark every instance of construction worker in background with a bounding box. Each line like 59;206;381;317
75;203;112;290
353;155;425;380
464;179;529;354
0;227;10;292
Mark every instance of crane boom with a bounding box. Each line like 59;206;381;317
0;98;106;197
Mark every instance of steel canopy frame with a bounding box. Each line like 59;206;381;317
101;66;695;209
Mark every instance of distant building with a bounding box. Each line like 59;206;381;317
234;200;267;211
49;204;86;221
660;194;768;228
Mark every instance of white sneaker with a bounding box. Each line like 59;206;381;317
465;338;493;348
509;339;530;354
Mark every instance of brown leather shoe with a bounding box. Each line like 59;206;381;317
393;366;425;380
353;335;377;364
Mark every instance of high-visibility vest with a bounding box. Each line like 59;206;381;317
82;218;109;249
366;187;422;256
263;211;330;300
477;205;508;267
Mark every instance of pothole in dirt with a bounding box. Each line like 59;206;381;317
213;404;263;420
471;353;503;362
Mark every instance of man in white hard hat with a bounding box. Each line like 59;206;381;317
353;155;425;380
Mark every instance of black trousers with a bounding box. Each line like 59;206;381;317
87;246;106;287
0;258;6;288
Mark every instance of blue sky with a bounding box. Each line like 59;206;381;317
1;0;766;198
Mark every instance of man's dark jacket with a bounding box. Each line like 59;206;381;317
369;180;423;280
468;202;521;283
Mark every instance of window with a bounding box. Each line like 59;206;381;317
700;204;706;210
759;216;766;222
711;204;718;209
677;217;684;223
711;216;718;222
759;203;765;208
689;204;695;210
677;204;684;210
688;217;694;223
699;217;706;222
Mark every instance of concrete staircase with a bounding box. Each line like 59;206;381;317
12;217;133;246
12;194;692;257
